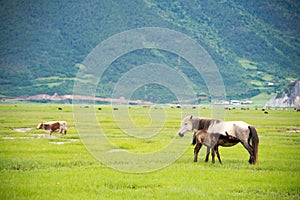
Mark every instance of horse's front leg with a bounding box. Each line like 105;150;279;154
241;140;254;164
211;147;216;163
194;143;202;162
214;145;222;164
205;147;210;162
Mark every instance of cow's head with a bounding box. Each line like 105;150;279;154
36;123;43;129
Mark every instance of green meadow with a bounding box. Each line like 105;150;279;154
0;104;299;199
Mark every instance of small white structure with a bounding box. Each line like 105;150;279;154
230;100;241;105
241;99;253;104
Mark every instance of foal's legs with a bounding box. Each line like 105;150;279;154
194;143;202;162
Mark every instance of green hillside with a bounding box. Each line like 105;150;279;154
0;0;299;102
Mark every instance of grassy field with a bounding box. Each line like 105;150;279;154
0;103;299;199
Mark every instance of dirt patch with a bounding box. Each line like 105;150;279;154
49;139;79;145
1;134;50;140
49;141;70;145
31;134;55;138
14;128;33;133
108;149;126;153
286;130;300;133
2;136;35;140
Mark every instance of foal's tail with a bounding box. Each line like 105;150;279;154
249;126;259;164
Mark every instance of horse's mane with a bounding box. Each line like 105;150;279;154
196;118;221;131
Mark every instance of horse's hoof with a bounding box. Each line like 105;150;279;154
248;156;254;164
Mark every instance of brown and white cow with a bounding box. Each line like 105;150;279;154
37;121;67;136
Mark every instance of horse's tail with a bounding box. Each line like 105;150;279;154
249;126;259;164
192;132;197;145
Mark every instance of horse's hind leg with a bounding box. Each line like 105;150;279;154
194;143;202;162
205;147;210;162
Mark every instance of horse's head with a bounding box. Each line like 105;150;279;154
178;115;194;137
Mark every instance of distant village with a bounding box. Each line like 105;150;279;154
214;99;253;105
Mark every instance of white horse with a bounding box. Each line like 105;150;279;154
178;116;259;164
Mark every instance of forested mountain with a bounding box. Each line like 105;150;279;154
0;0;299;103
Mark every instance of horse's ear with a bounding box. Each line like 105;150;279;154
190;115;193;119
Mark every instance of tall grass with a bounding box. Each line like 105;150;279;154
0;104;299;199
